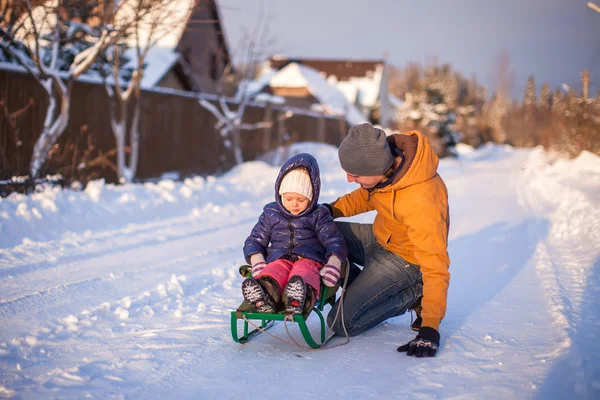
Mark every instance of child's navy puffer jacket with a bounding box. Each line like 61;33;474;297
243;153;347;264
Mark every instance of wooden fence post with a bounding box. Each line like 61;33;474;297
338;116;347;145
317;111;326;143
277;110;285;148
263;102;272;152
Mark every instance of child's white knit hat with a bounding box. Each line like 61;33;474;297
279;169;313;201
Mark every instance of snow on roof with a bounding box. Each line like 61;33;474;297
123;47;181;89
333;64;383;108
12;0;193;88
114;0;194;49
113;0;194;88
234;68;277;102
268;63;367;125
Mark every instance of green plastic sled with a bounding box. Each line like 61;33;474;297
230;265;339;349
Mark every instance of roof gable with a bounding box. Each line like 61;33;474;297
269;57;384;81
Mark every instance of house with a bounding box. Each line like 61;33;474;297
236;61;367;126
168;0;233;93
1;0;232;94
261;56;398;128
118;0;233;93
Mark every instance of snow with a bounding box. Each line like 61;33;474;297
236;63;367;125
1;143;599;399
9;0;193;90
269;63;367;125
123;47;181;89
113;0;194;89
334;63;383;108
234;68;278;101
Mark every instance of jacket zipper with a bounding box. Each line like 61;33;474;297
288;219;294;255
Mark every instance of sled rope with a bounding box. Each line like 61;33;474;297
242;316;301;347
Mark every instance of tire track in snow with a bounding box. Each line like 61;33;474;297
0;245;245;395
517;153;600;335
0;214;257;278
0;216;255;344
516;151;600;395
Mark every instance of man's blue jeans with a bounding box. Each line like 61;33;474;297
327;222;423;336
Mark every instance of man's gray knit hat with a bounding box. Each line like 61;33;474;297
338;123;394;176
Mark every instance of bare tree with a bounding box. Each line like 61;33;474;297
0;0;122;178
588;2;600;13
486;50;515;143
198;1;275;165
101;0;196;183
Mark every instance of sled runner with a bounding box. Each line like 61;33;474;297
230;265;339;349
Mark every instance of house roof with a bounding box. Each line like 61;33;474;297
114;0;195;89
269;56;384;81
268;56;386;108
9;0;230;90
244;62;366;125
208;0;232;69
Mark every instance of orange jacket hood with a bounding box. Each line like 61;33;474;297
383;130;440;191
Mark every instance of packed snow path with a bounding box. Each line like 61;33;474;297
0;144;599;399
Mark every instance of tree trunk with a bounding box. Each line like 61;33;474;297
231;126;243;165
126;95;142;182
30;79;71;178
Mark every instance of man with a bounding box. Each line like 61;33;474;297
324;123;450;358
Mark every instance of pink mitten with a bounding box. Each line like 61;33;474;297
320;255;342;287
250;253;267;277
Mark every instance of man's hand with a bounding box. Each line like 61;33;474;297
397;327;440;357
322;203;334;216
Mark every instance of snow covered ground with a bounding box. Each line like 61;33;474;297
0;142;599;399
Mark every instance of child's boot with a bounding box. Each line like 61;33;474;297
257;276;282;305
242;278;276;313
303;286;317;315
282;275;307;315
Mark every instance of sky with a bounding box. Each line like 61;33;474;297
1;142;599;397
218;0;600;99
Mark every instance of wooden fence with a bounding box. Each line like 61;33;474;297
0;68;348;182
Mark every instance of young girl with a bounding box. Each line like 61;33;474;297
242;153;347;315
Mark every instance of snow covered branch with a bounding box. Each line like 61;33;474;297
588;2;600;13
198;2;275;165
102;0;196;183
0;1;130;177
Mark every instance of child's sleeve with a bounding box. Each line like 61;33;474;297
243;211;272;264
314;206;348;262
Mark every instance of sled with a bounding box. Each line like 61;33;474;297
230;265;339;349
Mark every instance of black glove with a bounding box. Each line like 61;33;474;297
397;327;440;357
322;203;333;215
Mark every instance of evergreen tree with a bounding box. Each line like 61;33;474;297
539;82;551;108
552;89;564;113
524;76;536;106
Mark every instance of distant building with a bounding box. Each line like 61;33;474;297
170;0;232;93
1;0;232;94
254;56;399;128
236;61;367;126
128;0;233;93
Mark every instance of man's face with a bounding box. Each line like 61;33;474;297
345;172;385;189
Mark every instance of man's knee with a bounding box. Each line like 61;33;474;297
327;301;364;337
327;307;359;337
